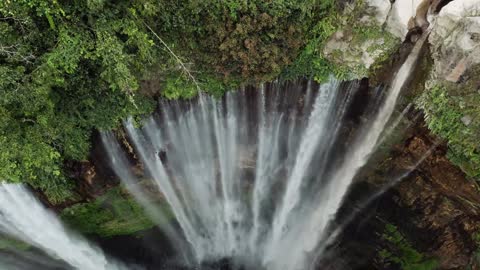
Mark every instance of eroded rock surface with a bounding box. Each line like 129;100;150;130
372;122;480;269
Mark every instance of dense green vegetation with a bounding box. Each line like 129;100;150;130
417;66;480;178
154;0;336;83
378;223;438;270
60;187;158;237
0;0;158;202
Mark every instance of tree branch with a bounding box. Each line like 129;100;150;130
142;22;202;92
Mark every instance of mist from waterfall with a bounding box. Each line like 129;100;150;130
0;184;128;270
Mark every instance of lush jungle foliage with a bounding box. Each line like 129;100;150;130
154;0;336;83
0;0;159;202
0;0;340;203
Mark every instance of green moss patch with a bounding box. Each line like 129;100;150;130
417;65;480;178
60;187;157;237
379;223;438;270
0;235;30;251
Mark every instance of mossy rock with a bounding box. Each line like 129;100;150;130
0;235;30;251
417;64;480;179
320;0;401;80
60;187;160;237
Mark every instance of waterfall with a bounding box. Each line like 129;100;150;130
101;33;428;270
0;184;127;270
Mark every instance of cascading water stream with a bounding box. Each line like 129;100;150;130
0;184;128;270
101;31;428;270
268;32;431;270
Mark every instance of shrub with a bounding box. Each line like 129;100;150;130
417;81;480;178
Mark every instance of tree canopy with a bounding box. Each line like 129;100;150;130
0;0;158;201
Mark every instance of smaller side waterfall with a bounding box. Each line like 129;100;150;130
0;184;128;270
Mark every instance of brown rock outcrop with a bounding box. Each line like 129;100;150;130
377;122;480;269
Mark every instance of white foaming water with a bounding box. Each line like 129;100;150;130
0;184;126;270
102;33;427;270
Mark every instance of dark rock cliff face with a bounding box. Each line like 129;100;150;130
319;119;480;270
382;129;480;269
55;131;132;209
387;129;480;268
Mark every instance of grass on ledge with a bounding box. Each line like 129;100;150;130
60;187;159;237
